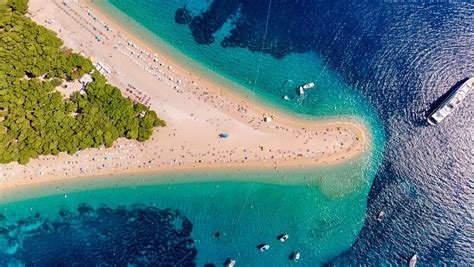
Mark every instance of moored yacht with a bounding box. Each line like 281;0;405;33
427;78;473;125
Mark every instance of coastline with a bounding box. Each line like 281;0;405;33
0;151;370;203
1;0;372;193
83;0;365;123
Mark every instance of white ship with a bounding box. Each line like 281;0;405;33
427;78;473;125
409;254;417;267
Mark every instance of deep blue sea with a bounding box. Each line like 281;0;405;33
1;0;473;265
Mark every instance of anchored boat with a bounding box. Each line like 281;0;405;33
427;78;473;125
376;210;385;222
290;251;300;262
278;234;289;242
302;82;315;89
297;82;315;95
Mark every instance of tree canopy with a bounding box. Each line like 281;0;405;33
0;1;165;164
6;0;28;14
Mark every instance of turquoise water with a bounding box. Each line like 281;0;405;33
1;163;377;265
95;0;382;122
0;0;387;265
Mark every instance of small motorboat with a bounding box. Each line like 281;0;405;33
377;210;385;222
295;252;300;262
258;244;270;251
283;95;291;101
290;251;300;262
297;82;316;95
277;234;289;242
409;254;417;267
302;82;315;89
298;86;305;95
227;259;236;267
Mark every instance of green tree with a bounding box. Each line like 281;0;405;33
6;0;28;14
0;0;165;164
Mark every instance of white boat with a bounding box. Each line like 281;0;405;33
302;82;315;89
297;82;316;95
227;259;236;267
291;252;300;262
283;95;291;101
259;244;270;251
409;254;417;267
427;77;473;125
298;86;305;95
278;234;289;242
376;210;385;222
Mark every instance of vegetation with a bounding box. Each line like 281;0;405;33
0;1;165;164
6;0;28;14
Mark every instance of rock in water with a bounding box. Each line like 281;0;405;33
175;7;192;24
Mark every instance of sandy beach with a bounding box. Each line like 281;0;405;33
0;0;371;191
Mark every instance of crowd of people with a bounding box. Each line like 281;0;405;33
0;0;365;186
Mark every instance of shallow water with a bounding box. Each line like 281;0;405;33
1;0;473;265
1;164;377;266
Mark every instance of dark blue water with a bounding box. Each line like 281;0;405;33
2;0;472;265
176;0;474;265
0;204;196;266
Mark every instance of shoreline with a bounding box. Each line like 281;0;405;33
86;0;348;122
83;0;360;124
1;0;372;193
0;149;368;192
0;152;368;204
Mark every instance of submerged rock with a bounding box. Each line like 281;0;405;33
175;7;192;24
0;204;197;266
190;16;216;44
